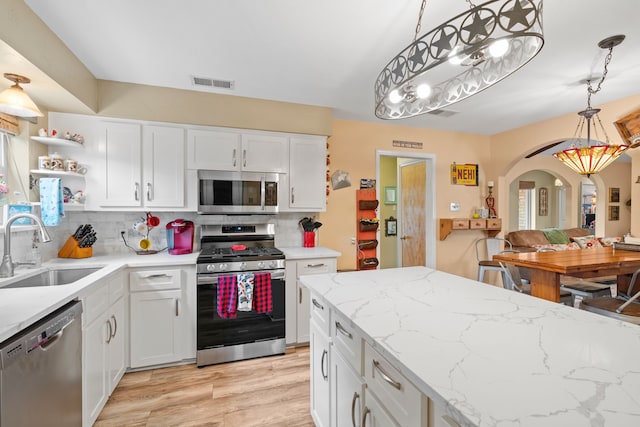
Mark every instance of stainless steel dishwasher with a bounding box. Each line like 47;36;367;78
0;300;83;427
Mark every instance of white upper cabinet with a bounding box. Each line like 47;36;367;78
285;136;327;212
101;121;142;207
143;125;185;207
186;129;241;171
186;128;288;173
100;122;185;208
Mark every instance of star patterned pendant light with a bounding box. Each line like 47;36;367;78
375;0;544;119
553;35;629;177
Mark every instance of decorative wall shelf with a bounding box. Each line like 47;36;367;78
30;136;84;148
31;202;85;211
439;218;502;240
30;169;85;178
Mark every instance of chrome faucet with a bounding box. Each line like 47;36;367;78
0;213;52;278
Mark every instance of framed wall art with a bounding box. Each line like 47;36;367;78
609;205;620;221
609;187;620;203
384;186;397;205
385;216;397;236
538;187;548;216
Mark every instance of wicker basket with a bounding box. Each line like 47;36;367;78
359;222;379;232
359;200;379;210
358;239;378;250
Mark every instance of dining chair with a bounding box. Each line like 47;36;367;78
535;247;612;307
500;261;573;304
476;237;512;283
580;268;640;325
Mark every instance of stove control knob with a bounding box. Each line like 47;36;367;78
206;264;216;272
269;261;278;268
219;263;228;272
239;262;247;270
257;261;265;269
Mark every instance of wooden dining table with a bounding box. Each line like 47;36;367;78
493;247;640;302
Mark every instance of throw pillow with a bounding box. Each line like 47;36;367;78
599;236;622;247
571;235;603;249
542;229;570;244
532;242;581;251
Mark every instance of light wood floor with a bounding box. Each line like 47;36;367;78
95;346;314;427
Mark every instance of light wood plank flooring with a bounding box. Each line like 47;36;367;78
95;346;314;427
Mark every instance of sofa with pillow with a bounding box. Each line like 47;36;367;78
504;228;622;252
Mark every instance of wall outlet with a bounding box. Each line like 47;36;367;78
350;237;356;245
450;202;460;211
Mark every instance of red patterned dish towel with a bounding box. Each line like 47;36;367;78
253;272;273;313
217;275;238;319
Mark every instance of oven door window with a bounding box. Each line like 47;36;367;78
197;275;285;349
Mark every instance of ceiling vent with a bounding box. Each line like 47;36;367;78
192;76;235;90
425;109;457;117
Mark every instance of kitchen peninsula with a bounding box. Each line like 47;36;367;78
301;267;640;427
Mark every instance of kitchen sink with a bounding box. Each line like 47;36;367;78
1;267;103;289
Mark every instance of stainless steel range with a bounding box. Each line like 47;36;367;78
196;224;285;367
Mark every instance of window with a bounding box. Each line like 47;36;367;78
518;181;536;230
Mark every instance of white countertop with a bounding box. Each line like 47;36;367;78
0;252;198;343
280;246;341;260
300;266;640;427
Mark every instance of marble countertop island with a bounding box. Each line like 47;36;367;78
300;266;640;427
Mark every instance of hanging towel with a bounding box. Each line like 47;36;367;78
39;177;64;226
253;272;272;314
237;273;255;312
217;275;238;319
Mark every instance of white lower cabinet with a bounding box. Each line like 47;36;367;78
331;347;364;427
362;390;401;427
129;267;195;368
81;271;127;427
286;257;337;345
311;319;331;427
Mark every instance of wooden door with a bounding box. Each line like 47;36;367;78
400;161;426;267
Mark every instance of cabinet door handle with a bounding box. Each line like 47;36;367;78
335;321;353;339
312;298;324;311
146;182;153;201
105;319;113;344
351;391;360;427
372;359;402;390
243;149;247;167
110;314;117;339
175;299;180;316
232;148;237;167
299;288;302;304
291;187;295;204
361;407;370;427
134;182;140;201
441;415;462;427
320;349;328;380
306;263;326;268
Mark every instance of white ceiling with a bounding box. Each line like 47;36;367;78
19;0;640;135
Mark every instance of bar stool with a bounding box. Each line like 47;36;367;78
581;268;640;325
476;237;512;283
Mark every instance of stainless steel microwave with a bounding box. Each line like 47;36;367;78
197;170;279;214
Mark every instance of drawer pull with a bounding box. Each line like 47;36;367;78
372;359;402;390
142;273;171;279
312;298;324;311
361;407;370;427
306;263;326;268
335;321;353;339
320;349;328;380
351;392;360;427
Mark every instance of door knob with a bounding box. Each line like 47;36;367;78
400;236;410;240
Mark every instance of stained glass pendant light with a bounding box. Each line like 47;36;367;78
375;0;544;120
553;35;628;177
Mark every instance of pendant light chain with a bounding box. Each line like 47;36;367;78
586;45;614;109
413;0;427;43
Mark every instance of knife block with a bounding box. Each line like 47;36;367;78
58;236;93;258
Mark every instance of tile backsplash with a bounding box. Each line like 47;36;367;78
4;211;318;263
